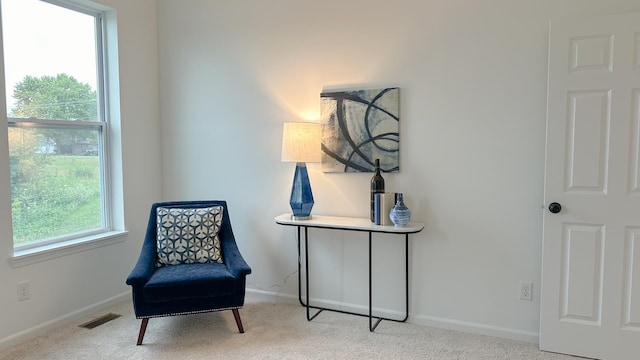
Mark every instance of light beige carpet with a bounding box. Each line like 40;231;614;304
0;300;579;360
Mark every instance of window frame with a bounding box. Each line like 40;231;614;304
3;0;125;261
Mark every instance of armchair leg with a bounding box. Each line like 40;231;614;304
136;318;149;345
232;309;245;333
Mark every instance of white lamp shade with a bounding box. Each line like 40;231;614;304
281;122;321;163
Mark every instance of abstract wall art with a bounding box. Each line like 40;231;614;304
320;87;399;173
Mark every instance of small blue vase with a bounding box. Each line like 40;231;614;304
389;193;411;227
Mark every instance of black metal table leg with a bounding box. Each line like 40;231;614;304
304;226;322;321
403;234;409;322
369;231;372;330
297;226;305;306
369;231;383;331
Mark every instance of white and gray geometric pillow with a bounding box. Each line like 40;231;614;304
156;206;224;266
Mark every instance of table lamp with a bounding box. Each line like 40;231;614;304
281;122;321;220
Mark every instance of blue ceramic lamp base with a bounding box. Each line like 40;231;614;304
289;162;314;220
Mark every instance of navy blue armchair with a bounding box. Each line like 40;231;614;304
126;200;252;345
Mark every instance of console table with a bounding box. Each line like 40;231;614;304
275;214;424;331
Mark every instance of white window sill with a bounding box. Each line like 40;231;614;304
9;230;128;268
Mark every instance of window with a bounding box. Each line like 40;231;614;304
2;0;117;253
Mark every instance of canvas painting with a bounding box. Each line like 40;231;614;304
320;87;399;173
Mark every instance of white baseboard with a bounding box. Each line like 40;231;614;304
411;314;539;344
246;287;299;303
0;291;130;352
246;288;539;344
246;288;405;319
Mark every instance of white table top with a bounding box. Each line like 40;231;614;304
275;214;424;234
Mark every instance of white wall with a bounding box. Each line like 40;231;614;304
0;0;162;349
157;0;640;341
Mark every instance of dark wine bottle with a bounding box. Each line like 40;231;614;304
370;159;385;222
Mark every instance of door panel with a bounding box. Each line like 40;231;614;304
622;228;640;330
631;90;640;194
570;35;613;73
565;90;610;193
560;224;604;324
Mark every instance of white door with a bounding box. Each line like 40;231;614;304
540;13;640;360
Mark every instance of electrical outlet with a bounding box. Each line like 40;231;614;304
520;282;533;301
17;281;30;301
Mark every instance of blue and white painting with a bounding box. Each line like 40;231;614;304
320;87;399;173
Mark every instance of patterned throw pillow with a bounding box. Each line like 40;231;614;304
156;206;224;266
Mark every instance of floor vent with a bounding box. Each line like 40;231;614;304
79;313;121;329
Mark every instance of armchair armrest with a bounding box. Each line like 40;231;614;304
221;233;252;278
126;233;157;287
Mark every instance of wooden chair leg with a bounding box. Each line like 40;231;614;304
137;318;149;345
232;309;245;333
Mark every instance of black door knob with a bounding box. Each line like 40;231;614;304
549;202;562;214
